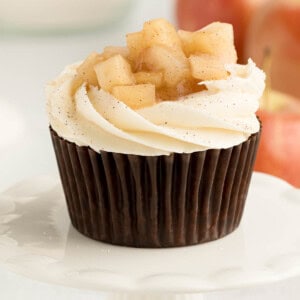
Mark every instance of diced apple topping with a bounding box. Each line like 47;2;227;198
75;19;239;108
75;52;104;88
178;22;237;62
102;46;129;59
94;54;135;92
142;45;190;87
126;31;144;67
134;71;163;88
112;84;156;109
189;54;228;81
143;19;183;52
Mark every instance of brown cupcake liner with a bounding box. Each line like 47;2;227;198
50;127;260;248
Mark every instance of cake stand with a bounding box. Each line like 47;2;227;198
0;172;300;299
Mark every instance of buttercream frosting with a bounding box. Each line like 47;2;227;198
46;59;265;156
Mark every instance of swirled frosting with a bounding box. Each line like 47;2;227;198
46;59;265;156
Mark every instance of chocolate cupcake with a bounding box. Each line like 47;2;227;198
47;19;265;247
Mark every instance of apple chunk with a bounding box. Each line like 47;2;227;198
102;46;129;59
189;54;228;80
134;71;163;88
76;52;104;88
74;19;241;102
143;18;183;52
143;45;190;86
178;22;237;63
126;31;144;63
112;84;156;109
94;54;135;92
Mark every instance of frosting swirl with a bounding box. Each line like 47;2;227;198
46;59;265;156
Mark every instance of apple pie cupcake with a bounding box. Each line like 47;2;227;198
47;19;265;248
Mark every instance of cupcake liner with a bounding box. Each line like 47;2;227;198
50;128;260;248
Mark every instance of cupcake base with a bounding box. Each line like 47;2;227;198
50;128;260;248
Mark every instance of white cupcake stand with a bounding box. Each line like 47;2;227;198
0;172;300;299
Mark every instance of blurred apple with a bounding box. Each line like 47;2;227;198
176;0;269;62
246;0;300;98
255;90;300;187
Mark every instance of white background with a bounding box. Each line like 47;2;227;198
0;0;300;298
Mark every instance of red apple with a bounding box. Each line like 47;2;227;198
255;90;300;187
246;0;300;98
176;0;269;62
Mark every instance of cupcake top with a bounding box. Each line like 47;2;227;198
46;19;265;156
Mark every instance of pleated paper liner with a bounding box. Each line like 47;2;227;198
50;127;261;248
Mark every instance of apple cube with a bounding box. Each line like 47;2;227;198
94;54;135;92
143;18;183;52
111;84;156;109
178;22;237;63
189;54;228;80
75;52;104;88
134;71;163;88
126;31;144;64
143;45;190;86
102;46;129;59
177;30;193;56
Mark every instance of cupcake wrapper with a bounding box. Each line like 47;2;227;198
50;128;260;248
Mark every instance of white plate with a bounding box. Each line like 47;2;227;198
0;172;299;293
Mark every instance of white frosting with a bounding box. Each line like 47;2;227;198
46;59;265;156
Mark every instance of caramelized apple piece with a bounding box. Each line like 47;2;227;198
189;54;228;80
134;71;163;88
126;31;144;63
102;46;129;59
142;45;190;87
75;52;104;88
177;30;193;56
178;22;237;63
143;18;183;52
75;19;239;103
112;84;156;109
94;54;135;92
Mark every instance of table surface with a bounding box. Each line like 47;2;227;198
0;0;299;299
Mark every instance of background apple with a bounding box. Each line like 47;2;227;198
176;0;300;186
255;90;300;187
246;0;300;98
176;0;269;62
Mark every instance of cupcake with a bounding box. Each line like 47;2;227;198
47;19;265;248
